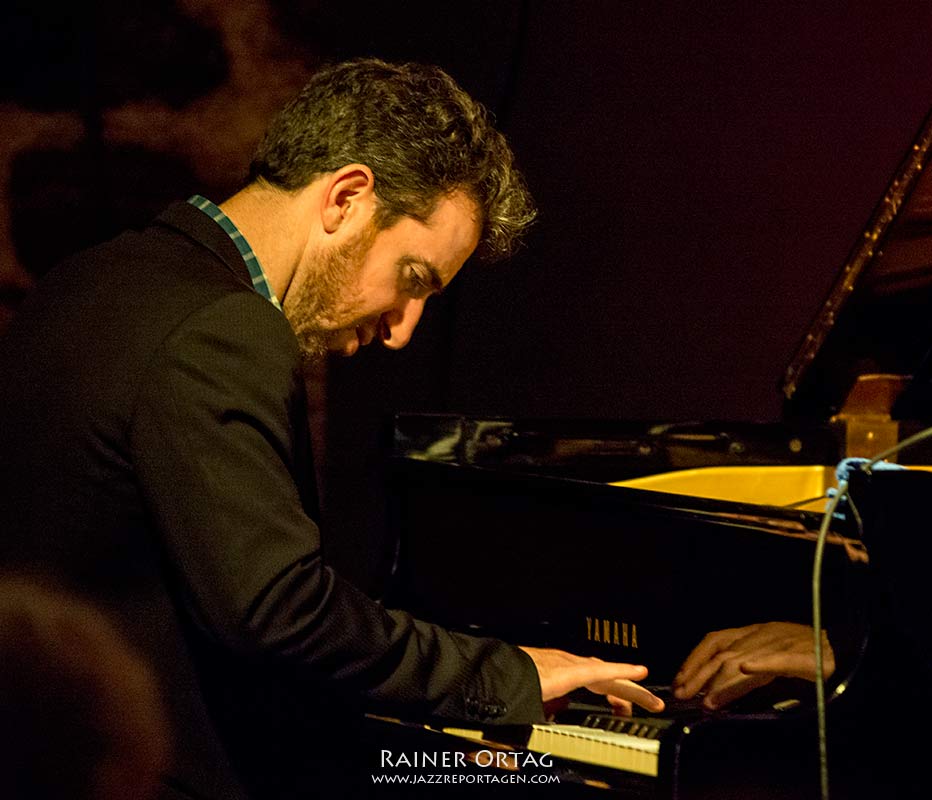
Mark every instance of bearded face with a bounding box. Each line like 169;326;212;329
281;190;480;362
282;225;375;361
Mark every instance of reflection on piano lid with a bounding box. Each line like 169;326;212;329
385;450;870;682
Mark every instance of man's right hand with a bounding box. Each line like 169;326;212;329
519;646;665;715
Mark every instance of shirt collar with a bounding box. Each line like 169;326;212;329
187;194;282;311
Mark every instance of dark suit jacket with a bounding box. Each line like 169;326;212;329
0;202;543;799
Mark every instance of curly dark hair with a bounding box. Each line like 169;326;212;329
248;58;536;261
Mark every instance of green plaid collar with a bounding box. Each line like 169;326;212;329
187;194;282;311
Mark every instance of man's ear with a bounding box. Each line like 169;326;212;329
321;164;376;234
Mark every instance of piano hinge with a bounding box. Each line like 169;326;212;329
830;373;909;459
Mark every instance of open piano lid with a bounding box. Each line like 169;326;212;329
782;105;932;423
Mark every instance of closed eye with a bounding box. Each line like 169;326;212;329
401;258;443;299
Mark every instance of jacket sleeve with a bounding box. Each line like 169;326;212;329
128;291;544;725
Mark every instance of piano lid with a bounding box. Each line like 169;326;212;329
782;105;932;421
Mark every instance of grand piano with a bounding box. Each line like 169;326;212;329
365;106;932;798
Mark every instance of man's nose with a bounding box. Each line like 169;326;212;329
379;298;426;350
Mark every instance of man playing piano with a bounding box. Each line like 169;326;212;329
0;59;663;799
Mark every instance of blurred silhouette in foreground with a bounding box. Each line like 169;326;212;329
0;576;170;800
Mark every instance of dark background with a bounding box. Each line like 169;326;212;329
3;1;932;591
